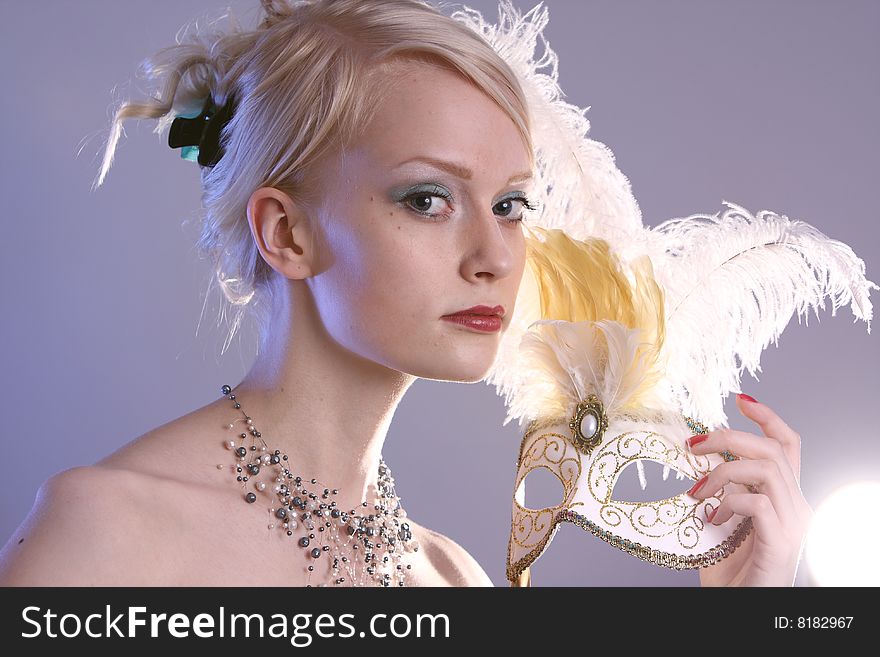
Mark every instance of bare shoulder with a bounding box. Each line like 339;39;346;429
0;465;165;586
0;396;242;587
413;521;494;587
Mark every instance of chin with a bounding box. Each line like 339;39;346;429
407;352;495;384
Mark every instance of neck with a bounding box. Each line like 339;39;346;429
228;280;416;513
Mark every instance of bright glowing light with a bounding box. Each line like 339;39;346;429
805;481;880;586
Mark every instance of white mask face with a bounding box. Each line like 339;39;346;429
501;318;756;585
506;411;754;585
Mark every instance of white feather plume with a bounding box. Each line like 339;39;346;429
504;319;676;428
644;200;878;427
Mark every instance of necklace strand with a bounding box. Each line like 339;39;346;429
218;384;418;586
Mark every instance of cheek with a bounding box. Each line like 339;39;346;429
313;210;444;353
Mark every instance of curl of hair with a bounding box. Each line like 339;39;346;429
93;0;535;354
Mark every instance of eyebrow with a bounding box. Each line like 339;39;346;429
394;156;534;185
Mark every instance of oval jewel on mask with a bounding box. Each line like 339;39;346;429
580;412;598;439
569;394;608;455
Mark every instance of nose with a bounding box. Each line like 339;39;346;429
458;203;520;282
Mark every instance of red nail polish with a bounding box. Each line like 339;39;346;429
686;434;708;448
738;393;759;404
707;507;718;523
688;475;708;496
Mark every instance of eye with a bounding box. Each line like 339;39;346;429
494;194;538;224
400;185;453;219
398;186;538;223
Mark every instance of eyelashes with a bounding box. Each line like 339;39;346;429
396;184;537;224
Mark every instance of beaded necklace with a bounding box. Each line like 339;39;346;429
218;384;418;586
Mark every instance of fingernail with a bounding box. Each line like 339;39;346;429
738;393;759;404
687;474;708;496
707;507;718;523
686;434;709;448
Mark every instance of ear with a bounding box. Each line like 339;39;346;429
246;187;317;280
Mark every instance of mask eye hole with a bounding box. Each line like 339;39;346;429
517;466;566;511
611;460;694;503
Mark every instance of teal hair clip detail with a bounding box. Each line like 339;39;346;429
168;93;237;167
174;106;203;163
180;145;200;163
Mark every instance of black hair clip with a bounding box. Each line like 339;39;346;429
168;92;238;167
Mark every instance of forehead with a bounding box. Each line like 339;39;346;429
347;61;532;179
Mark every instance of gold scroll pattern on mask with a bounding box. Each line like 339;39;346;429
507;417;753;584
590;430;723;547
507;418;579;583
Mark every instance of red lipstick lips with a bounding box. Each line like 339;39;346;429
441;305;505;333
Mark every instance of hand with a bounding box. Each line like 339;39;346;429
689;393;814;586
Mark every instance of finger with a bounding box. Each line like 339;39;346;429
706;492;785;548
689;458;798;529
735;393;801;482
687;428;801;500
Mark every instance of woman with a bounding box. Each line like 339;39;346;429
0;0;811;586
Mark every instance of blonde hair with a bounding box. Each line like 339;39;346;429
93;0;535;353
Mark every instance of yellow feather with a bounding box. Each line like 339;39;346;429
523;225;667;412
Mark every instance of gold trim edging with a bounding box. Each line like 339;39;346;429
507;512;753;584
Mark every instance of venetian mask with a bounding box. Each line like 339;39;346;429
505;320;754;585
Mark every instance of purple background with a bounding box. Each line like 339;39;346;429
1;0;877;586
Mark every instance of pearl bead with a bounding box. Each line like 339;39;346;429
216;464;224;470
227;423;234;430
262;454;271;465
580;412;598;439
256;481;266;491
225;440;235;449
